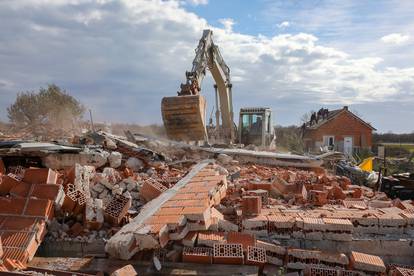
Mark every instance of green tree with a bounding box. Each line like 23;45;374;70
7;84;85;137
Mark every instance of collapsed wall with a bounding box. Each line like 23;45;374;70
105;159;228;260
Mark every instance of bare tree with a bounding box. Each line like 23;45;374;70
300;110;314;124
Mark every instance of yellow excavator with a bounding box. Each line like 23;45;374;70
161;30;275;147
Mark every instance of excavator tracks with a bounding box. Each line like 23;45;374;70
161;95;207;141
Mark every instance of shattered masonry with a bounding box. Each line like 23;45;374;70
105;160;227;260
0;131;413;274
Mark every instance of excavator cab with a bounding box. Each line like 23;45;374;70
238;107;275;148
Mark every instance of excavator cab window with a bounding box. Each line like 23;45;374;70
242;114;249;129
251;115;263;135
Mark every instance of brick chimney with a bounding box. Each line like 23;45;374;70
343;106;348;110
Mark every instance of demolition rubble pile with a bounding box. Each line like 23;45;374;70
0;132;413;274
0;133;191;271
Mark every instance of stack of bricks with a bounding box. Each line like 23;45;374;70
242;206;414;241
140;165;227;246
104;194;132;225
349;251;386;275
0;167;60;271
108;163;229;259
183;231;267;268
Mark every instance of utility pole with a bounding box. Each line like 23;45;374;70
89;109;95;132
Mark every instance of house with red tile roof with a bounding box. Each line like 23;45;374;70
301;106;376;155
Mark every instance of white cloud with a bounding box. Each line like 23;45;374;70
185;0;208;5
381;33;410;45
74;10;103;25
0;0;413;131
218;18;235;32
277;21;290;29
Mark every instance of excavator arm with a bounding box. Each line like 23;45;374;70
161;30;234;143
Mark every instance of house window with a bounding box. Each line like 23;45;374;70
323;136;335;147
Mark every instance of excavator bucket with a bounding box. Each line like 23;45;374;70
161;95;207;141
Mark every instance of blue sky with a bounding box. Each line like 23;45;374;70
0;0;413;133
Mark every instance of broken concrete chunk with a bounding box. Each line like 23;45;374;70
92;183;106;194
70;164;95;198
85;198;104;230
104;137;118;150
97;167;122;189
108;151;122;168
126;157;144;172
43;149;109;169
217;153;232;165
123;191;132;199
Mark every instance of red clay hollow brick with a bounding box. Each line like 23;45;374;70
245;246;267;266
24;198;54;219
141;179;167;202
227;232;256;251
104;194;132;225
0;197;26;216
23;168;58;185
246;189;269;205
213;243;244;265
0;174;22;196
182;247;213;264
242;196;262;216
